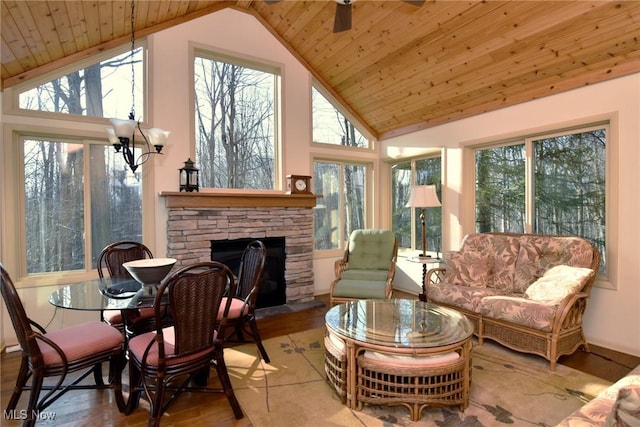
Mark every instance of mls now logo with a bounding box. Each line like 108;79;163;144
3;409;56;421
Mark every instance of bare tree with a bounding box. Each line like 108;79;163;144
195;59;275;189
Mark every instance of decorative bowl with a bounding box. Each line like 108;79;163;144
123;258;177;286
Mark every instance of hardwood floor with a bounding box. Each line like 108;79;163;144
2;292;639;426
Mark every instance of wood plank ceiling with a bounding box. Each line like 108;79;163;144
2;0;640;140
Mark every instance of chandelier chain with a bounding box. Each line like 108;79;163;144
129;0;136;121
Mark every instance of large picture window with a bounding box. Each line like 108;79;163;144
475;125;607;272
194;51;279;189
23;136;142;274
313;160;368;250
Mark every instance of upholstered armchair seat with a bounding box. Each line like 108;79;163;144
339;269;391;281
331;279;389;300
330;229;398;305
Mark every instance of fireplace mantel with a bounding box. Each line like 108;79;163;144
159;191;319;208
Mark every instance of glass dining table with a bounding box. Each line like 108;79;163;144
48;277;165;313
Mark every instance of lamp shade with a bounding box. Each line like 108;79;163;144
105;127;120;145
110;118;137;139
406;185;441;208
147;128;170;147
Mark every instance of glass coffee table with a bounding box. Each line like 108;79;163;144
325;299;474;421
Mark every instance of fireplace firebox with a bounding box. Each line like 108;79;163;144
211;237;286;309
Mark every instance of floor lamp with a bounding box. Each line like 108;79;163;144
406;185;442;286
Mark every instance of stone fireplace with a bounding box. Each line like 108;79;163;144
159;192;317;305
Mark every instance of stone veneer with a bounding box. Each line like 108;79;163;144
161;192;316;305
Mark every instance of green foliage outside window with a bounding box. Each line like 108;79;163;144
475;127;606;273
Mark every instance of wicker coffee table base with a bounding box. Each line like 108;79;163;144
324;333;472;421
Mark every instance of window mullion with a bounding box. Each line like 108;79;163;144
524;138;534;233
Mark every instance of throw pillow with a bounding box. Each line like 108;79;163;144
524;265;594;302
605;385;640;427
442;251;493;288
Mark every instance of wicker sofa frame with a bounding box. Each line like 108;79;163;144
420;232;601;371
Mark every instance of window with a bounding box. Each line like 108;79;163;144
313;160;368;250
475;125;607;272
391;157;442;255
22;135;142;274
194;51;279;189
312;86;369;148
18;47;144;120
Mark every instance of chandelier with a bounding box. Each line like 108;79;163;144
105;0;169;174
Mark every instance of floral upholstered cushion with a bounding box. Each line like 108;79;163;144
524;265;594;302
453;233;520;293
479;295;556;332
557;365;640;427
442;251;493;288
429;283;503;312
514;235;595;293
605;385;640;427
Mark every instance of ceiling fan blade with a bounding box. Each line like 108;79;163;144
402;0;426;5
333;3;352;33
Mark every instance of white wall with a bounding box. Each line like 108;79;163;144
383;74;640;356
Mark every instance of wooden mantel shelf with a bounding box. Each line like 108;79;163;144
159;191;320;208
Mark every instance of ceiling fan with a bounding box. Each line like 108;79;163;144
333;0;426;33
265;0;426;34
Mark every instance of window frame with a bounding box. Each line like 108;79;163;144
470;121;615;288
311;83;374;151
312;158;373;254
390;155;443;257
4;42;148;126
2;42;156;287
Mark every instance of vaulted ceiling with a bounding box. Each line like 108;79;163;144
2;1;640;139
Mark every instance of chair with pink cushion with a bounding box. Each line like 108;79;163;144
0;263;126;427
97;241;159;335
218;239;270;363
125;261;243;426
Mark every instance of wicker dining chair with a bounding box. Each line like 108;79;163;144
0;263;126;427
125;261;243;426
218;240;271;362
97;241;158;335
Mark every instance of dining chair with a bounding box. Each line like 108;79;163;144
125;261;243;426
0;263;126;427
97;241;159;335
218;239;270;363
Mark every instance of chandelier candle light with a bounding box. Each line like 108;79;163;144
105;0;169;174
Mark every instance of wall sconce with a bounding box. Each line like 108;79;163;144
179;158;199;192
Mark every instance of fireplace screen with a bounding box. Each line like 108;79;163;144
211;237;286;308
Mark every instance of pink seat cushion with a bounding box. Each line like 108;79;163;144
38;321;123;365
103;309;123;324
104;308;156;326
128;327;216;366
217;297;248;320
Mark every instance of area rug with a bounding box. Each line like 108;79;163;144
223;328;611;426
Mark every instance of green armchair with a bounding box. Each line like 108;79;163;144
329;229;398;305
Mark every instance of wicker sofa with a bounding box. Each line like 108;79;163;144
420;232;601;370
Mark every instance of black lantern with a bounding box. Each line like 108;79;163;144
179;158;199;192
